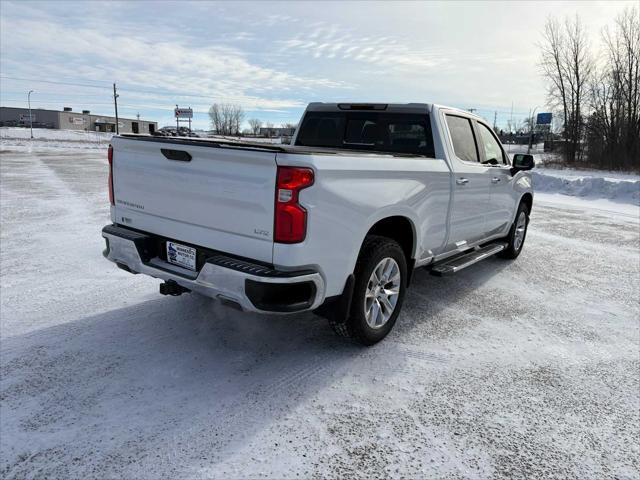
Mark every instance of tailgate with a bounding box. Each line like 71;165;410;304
111;137;277;263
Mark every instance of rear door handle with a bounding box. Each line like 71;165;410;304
491;177;501;183
456;178;469;185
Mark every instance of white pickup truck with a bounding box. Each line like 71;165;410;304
103;103;534;345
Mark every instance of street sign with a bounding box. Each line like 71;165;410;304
536;112;552;125
174;108;193;119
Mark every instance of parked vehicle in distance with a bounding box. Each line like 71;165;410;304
102;103;534;345
154;126;199;137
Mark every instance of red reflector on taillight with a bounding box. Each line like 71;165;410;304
274;166;314;243
107;145;114;205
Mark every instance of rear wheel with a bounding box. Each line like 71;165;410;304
499;202;530;259
331;235;407;345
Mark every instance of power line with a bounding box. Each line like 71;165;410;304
0;75;112;90
1;100;117;107
1;74;536;117
1;90;112;98
0;99;188;112
1;75;217;101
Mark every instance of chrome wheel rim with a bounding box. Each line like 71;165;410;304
514;211;527;251
365;257;401;329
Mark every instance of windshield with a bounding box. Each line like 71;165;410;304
295;111;435;157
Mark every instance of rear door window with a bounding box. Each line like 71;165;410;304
445;115;479;163
295;112;345;148
296;111;435;157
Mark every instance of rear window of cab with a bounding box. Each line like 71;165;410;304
295;111;435;157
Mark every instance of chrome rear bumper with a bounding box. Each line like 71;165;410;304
102;225;325;313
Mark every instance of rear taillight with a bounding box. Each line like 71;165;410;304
107;144;114;205
274;166;314;243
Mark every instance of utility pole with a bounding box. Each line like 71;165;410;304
27;90;34;139
188;106;192;133
528;106;539;154
508;102;514;153
493;111;497;131
509;102;514;132
176;104;179;132
113;83;119;135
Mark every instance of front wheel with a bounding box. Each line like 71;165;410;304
499;202;530;259
331;235;407;345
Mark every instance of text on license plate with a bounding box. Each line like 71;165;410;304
166;241;196;271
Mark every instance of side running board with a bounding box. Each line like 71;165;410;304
430;242;507;277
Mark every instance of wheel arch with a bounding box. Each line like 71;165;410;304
366;215;415;259
520;192;533;214
363;215;417;284
314;214;417;324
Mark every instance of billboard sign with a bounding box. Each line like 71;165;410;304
174;108;193;119
536;112;552;125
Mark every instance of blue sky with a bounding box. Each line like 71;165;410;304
0;0;634;130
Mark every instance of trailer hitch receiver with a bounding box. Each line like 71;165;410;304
159;280;191;296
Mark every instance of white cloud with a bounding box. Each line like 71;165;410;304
1;0;636;129
0;15;346;112
279;23;452;71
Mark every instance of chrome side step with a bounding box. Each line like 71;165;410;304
430;242;507;277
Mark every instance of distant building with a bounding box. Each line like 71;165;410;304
0;106;157;134
259;126;296;137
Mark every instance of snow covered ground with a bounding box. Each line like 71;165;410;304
0;127;112;151
1;138;639;478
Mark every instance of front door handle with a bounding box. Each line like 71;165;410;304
456;178;469;185
491;177;501;183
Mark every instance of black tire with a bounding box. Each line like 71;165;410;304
498;202;530;259
330;235;407;345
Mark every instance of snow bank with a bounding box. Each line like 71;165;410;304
532;169;640;205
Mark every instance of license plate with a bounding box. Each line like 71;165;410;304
166;241;196;271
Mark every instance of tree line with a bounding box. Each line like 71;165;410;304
208;103;297;137
540;7;639;171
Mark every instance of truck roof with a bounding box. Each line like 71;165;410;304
305;102;484;121
305;102;432;114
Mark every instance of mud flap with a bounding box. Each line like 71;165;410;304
313;274;355;325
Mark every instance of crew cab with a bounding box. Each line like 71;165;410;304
102;103;534;345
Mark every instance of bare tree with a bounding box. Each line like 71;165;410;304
540;18;569;142
565;15;595;162
248;118;262;136
208;103;245;135
231;104;245;135
540;15;594;163
588;6;640;171
208;104;223;134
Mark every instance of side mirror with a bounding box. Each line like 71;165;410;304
511;154;535;173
